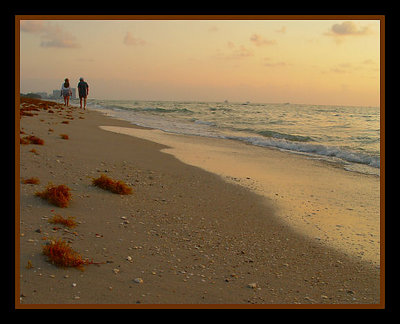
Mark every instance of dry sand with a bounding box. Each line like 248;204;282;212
17;98;382;308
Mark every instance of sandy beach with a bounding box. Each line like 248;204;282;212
17;98;382;308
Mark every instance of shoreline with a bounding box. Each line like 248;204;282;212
99;125;380;267
17;98;381;306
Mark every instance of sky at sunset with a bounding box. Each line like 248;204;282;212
19;17;381;107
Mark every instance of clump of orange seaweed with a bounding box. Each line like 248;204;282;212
92;174;133;195
61;121;69;124
48;214;77;228
29;148;39;155
60;134;69;140
42;238;94;270
22;177;40;184
35;184;72;207
21;135;44;145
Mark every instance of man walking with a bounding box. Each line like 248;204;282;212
77;77;89;109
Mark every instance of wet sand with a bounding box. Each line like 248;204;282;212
17;98;381;307
100;126;380;267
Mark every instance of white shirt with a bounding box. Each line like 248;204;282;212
61;83;72;95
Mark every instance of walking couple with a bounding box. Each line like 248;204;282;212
61;77;89;109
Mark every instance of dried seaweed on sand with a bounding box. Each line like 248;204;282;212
42;239;94;270
35;184;72;207
92;174;133;195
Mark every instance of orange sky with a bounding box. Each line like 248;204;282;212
19;17;381;106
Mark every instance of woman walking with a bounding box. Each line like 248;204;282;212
61;78;72;106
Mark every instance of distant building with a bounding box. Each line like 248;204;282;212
52;90;61;98
35;92;48;99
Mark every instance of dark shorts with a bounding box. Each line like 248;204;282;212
79;92;87;99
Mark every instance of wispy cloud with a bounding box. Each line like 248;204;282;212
215;41;254;60
329;21;371;36
275;26;286;34
123;32;146;46
75;58;95;62
263;57;289;68
324;61;378;75
324;21;372;43
264;62;288;67
250;34;277;46
20;20;45;33
21;21;80;48
208;25;219;32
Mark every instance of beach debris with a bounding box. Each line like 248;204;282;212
112;268;120;274
35;183;72;207
60;134;69;140
92;174;133;195
29;148;39;155
247;283;257;289
48;214;77;228
133;278;143;284
21;177;40;185
42;238;94;270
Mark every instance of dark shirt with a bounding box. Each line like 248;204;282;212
78;81;89;97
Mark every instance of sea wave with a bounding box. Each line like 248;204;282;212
255;130;314;142
88;99;380;172
89;102;194;114
224;135;380;168
193;119;217;126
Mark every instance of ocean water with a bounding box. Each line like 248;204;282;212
79;99;380;176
